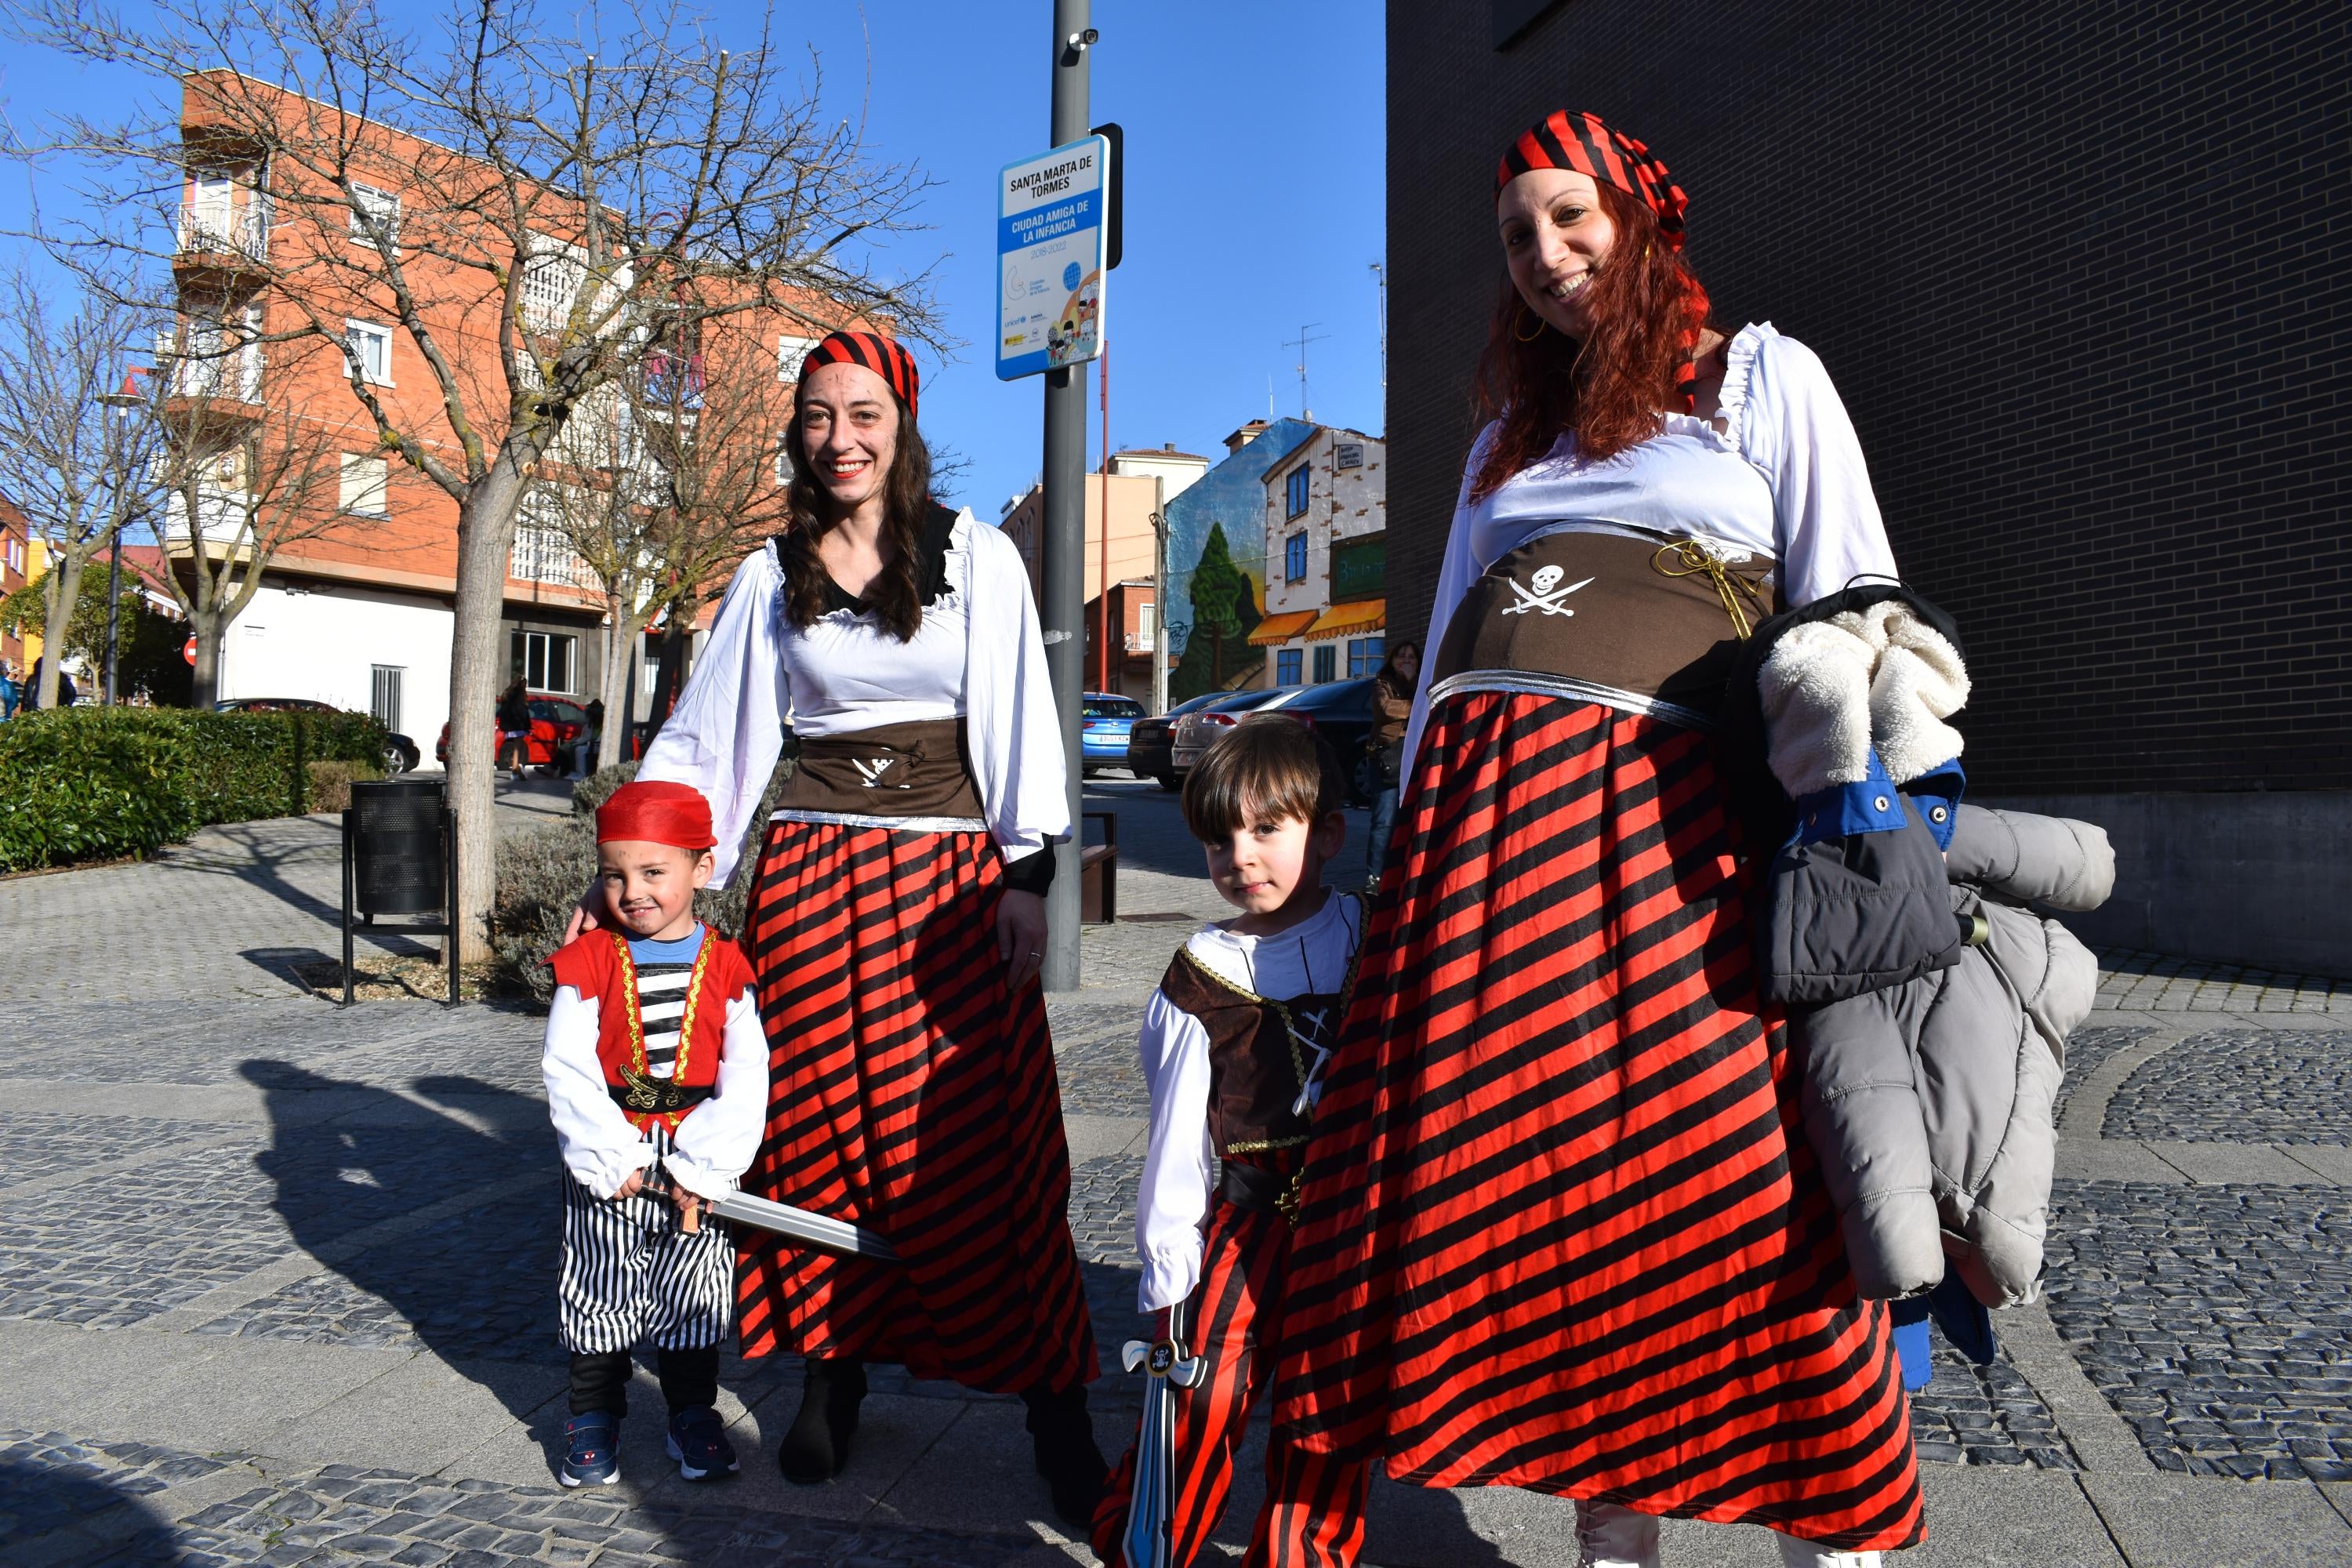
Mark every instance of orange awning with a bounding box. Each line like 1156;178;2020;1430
1246;609;1321;646
1301;598;1386;641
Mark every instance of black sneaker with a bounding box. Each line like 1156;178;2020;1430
666;1405;739;1482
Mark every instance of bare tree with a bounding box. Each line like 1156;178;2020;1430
10;0;939;958
143;324;363;706
0;267;161;710
527;313;798;768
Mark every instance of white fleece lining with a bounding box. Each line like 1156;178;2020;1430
1760;604;1973;796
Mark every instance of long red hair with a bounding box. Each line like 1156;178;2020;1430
1470;181;1712;501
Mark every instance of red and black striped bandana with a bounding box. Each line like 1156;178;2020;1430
1494;110;1688;253
798;330;920;421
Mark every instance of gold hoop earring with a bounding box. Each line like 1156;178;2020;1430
1513;303;1548;342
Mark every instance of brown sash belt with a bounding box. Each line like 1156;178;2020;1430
775;717;986;822
1428;529;1779;728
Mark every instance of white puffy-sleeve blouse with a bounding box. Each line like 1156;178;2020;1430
639;506;1070;885
1400;322;1899;775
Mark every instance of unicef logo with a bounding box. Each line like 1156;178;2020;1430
1063;261;1082;292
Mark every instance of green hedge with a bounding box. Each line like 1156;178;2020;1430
0;706;394;872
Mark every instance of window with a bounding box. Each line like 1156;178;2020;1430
1285;465;1310;518
511;630;576;694
348;182;400;249
1348;636;1385;678
344;320;393;385
522;236;586;332
511;521;592;589
777;333;822;382
1137;602;1156;649
338;454;389;518
1276;648;1302;686
1284;531;1308;582
370;665;404;733
1312;644;1337;684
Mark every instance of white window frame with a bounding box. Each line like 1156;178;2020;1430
344;320;394;387
512;630;578;694
339;453;390;519
348;182;401;250
777;333;822;382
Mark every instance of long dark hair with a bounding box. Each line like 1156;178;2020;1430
777;392;936;641
1375;639;1421;695
1471;181;1712;501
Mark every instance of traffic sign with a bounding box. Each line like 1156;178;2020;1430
997;134;1110;380
182;636;197;666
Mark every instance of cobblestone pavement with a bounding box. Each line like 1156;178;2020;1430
6;784;2352;1564
2102;1029;2352;1145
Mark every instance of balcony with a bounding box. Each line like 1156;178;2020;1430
1124;631;1156;653
156;344;266;432
173;205;270;286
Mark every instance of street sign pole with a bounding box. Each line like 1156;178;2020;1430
1039;0;1093;992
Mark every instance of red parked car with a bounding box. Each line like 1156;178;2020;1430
434;693;590;775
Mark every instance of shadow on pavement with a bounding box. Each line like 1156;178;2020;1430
0;1439;191;1566
237;1059;564;1436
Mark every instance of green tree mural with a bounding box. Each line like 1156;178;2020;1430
1171;522;1262;702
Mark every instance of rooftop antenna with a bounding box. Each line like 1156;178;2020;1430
1368;262;1386;394
1285;322;1328;423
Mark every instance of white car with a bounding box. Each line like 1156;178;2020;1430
1167;687;1299;775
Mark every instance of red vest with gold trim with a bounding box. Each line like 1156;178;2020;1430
547;923;756;1132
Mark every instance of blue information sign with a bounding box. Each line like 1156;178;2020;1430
996;135;1110;380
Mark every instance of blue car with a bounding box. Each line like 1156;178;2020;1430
1080;694;1147;776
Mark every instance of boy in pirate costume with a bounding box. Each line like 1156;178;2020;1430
1092;716;1369;1568
543;780;767;1488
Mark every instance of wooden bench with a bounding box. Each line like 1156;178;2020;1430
1081;810;1118;924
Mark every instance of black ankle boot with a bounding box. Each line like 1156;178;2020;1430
777;1356;866;1483
1022;1382;1107;1526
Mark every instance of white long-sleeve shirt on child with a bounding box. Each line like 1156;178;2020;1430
1134;890;1363;1311
541;926;768;1200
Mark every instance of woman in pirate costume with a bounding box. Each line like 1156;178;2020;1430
628;330;1105;1519
1265;114;1923;1566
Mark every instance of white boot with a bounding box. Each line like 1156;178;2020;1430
1775;1533;1882;1568
1575;1500;1661;1568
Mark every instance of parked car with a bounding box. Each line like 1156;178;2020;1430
1260;677;1379;804
1125;691;1228;790
1167;687;1298;776
1080;693;1147;778
213;696;419;775
434;692;590;775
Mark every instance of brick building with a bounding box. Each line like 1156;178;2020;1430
1387;2;2352;971
162;71;813;749
0;499;31;684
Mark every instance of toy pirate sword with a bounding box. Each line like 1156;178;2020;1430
1121;1300;1204;1568
641;1172;897;1261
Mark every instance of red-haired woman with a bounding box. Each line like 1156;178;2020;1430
1265;115;1921;1567
602;332;1104;1522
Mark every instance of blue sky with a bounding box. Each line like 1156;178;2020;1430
0;2;1388;519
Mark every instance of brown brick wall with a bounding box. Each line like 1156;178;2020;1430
1387;0;2352;792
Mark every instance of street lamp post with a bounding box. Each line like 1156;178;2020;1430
1037;0;1094;992
96;379;146;706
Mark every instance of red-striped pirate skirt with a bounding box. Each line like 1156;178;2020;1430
735;817;1097;1393
1268;691;1923;1552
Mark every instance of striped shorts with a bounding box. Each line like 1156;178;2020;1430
557;1129;734;1355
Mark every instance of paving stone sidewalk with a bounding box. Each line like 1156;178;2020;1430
4;779;2351;1565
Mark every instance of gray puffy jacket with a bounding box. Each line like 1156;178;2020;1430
1798;804;2113;1306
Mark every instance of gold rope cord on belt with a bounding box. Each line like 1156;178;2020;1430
1651;539;1771;640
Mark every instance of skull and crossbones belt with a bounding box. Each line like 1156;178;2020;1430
1428;529;1780;731
773;717;988;829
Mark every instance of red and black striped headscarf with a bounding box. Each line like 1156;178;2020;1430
797;330;920;422
1495;109;1688;252
1496;110;1701;412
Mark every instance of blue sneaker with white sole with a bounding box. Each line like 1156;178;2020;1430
561;1411;620;1487
666;1405;739;1482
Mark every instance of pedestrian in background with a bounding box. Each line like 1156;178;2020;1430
571;697;605;777
1267;111;1918;1567
0;659;18;720
1361;639;1417;887
495;677;532;779
570;331;1106;1523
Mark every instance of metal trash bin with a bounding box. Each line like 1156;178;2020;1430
342;779;459;1006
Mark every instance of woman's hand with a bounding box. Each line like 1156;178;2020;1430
561;877;606;945
997;888;1048;991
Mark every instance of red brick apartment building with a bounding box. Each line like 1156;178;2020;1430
164;71;822;746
